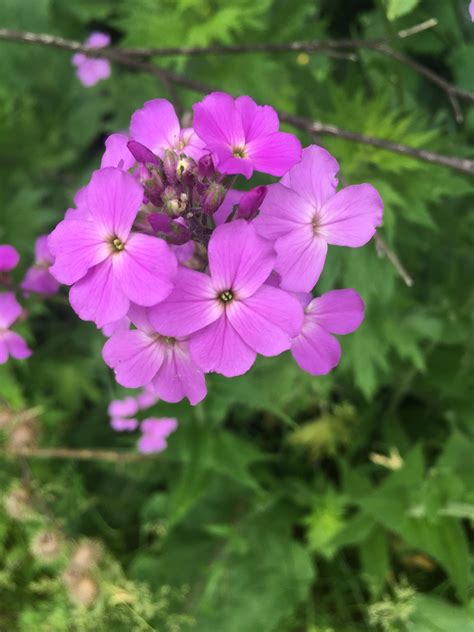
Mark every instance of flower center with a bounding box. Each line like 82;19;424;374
219;289;234;303
112;237;125;252
312;215;321;236
232;146;247;159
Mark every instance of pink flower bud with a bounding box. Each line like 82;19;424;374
237;186;267;220
202;182;226;214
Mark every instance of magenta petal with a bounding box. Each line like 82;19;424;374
227;285;303;356
189;314;256;377
0;292;22;329
103;330;165;388
111;417;139;432
21;267;60;295
208;220;275;298
85;32;111;48
113;233;177;307
291;323;341;375
275;227;327;292
254;184;313;241
48;219;109;285
101;133;135;170
309;289;365;335
246;131;302;177
108;396;139;418
283;145;339;208
192;92;245;150
235;96;279;140
69;259;129;327
138;417;177;454
34;236;53;264
130;99;181;157
76;58;111;87
318;183;383;247
86;168;143;240
215;155;254;179
153;342;207;405
214;189;244;226
4;331;32;360
0;245;20;272
149;268;221;337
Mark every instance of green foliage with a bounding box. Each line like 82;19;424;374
1;0;473;630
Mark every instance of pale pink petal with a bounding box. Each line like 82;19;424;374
189;314;256;377
0;292;22;329
291;322;341;375
130;99;181;157
113;233;177;307
246;131;302;177
4;331;32;360
227;285;303;356
235;96;279;140
318;184;383;247
101;133;135;170
149;268;221;337
208;220;275;298
282;145;339;208
0;245;19;272
69;259;129;327
48;219;109;285
108;396;139;418
254;184;313;241
86;168;143;240
275;227;327;292
153;343;206;405
103;329;165;388
308;289;364;334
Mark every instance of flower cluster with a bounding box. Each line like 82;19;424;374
72;32;111;88
47;92;383;405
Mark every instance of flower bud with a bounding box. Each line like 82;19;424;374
237;186;267;220
30;529;64;561
197;154;215;179
162;187;188;216
163;149;179;184
176;156;196;185
202;182;226;215
4;486;33;521
127;140;160;166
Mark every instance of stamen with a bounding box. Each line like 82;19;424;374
112;237;125;251
219;289;234;303
232;146;247;158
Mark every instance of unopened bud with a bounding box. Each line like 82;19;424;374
197;154;215;179
4;486;33;521
202;182;226;214
162;187;188;216
30;529;64;561
176;156;196;185
127;140;160;166
163;149;179;184
237;186;267;220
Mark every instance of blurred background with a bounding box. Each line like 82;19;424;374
0;0;473;630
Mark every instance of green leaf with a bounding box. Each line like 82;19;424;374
384;0;420;22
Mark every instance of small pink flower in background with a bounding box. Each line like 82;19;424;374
291;289;364;375
254;145;383;292
48;168;177;327
0;245;20;272
470;0;474;20
0;293;31;364
21;236;60;295
108;396;139;432
192;92;302;179
138;417;177;454
149;220;304;377
103;305;207;405
72;32;111;87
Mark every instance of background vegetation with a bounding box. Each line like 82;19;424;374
0;0;473;630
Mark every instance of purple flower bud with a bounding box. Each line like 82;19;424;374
162;186;188;216
237;186;267;220
163;149;179;184
197;154;215;179
176;156;197;185
148;213;173;233
147;214;191;245
127;140;160;166
202;182;226;215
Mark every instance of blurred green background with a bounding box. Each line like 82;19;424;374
0;0;473;630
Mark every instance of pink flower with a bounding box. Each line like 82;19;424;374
103;305;207;405
470;0;474;20
108;396;139;432
0;293;31;364
0;245;20;272
254;145;383;292
21;236;60;295
48;168;177;327
192;92;302;179
138;417;177;454
291;289;364;375
149;220;304;377
101;99;207;168
72;32;111;87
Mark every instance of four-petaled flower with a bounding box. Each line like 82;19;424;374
21;236;60;295
72;32;112;88
0;293;31;364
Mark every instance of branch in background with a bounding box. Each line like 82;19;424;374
0;28;472;175
374;233;414;287
7;447;157;462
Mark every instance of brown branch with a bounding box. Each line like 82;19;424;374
374;234;413;287
7;447;156;462
0;28;473;175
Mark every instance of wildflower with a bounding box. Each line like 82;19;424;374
254;145;383;291
291;289;364;375
108;396;139;431
72;32;111;87
137;417;177;454
30;529;64;561
192;92;302;178
103;306;207;405
21;235;60;295
0;293;31;364
48;168;177;327
149;220;304;377
0;244;19;272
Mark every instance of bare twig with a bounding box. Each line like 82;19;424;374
7;447;157;462
0;28;473;176
397;18;438;39
374;233;414;287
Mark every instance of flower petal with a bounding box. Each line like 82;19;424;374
69;258;129;327
227;285;303;356
246;131;302;177
0;245;20;272
308;289;365;334
4;331;32;360
103;329;165;388
100;133;135;170
318;183;383;247
254;184;313;241
275;227;327;292
208;220;275;298
0;292;22;329
113;233;177;307
21;267;59;295
153;342;207;405
291;322;341;375
192;92;245;150
189;314;256;377
235;96;279;140
282;145;339;208
130;99;181;157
